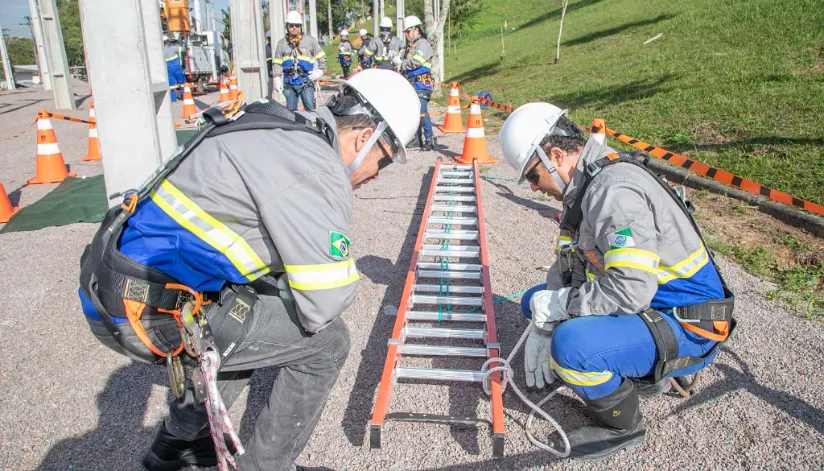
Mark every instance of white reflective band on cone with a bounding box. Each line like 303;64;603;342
38;143;61;155
348;120;389;172
447;106;461;113
466;127;485;138
37;119;53;130
536;146;567;191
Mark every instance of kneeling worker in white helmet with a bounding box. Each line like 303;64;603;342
498;103;735;460
272;10;326;111
77;70;421;471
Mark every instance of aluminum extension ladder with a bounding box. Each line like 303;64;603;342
369;160;506;456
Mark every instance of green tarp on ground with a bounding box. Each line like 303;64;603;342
0;129;201;234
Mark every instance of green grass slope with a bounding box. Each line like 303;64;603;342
446;0;824;204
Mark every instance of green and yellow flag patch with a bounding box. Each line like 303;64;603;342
330;231;351;259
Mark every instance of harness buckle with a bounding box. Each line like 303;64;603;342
585;162;602;178
672;306;701;323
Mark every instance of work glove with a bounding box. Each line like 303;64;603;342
308;69;324;81
273;76;284;94
524;324;557;389
529;287;572;330
391;55;402;68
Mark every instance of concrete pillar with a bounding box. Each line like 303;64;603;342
396;0;404;39
78;0;177;206
39;0;75;110
230;0;268;101
27;0;51;90
0;24;15;90
270;0;286;43
372;0;379;37
380;0;385;21
192;0;202;32
308;0;318;40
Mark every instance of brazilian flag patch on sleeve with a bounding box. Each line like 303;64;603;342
330;231;351;259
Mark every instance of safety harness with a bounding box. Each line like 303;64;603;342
79;100;335;367
559;151;737;383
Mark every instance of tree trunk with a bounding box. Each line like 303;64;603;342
327;0;333;39
424;0;451;97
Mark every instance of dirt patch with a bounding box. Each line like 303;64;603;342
687;122;733;146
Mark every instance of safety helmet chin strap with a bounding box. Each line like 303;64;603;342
535;146;567;192
348;120;389;172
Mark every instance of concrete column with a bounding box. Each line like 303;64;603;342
192;0;202;32
396;0;404;39
372;0;379;37
230;0;268;101
270;0;286;44
79;0;176;206
39;0;75;110
380;0;385;21
27;0;51;90
308;0;318;40
0;24;15;90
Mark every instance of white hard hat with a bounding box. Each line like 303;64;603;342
379;17;393;29
338;69;420;166
286;10;303;25
359;28;368;37
340;30;349;37
499;102;569;181
403;15;422;31
163;34;171;42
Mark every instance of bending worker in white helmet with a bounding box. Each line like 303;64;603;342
78;70;421;471
374;17;404;70
498;103;735;460
272;10;327;111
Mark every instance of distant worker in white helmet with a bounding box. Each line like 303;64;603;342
393;15;434;151
272;10;327;111
357;28;377;70
497;103;736;460
374;17;404;70
79;69;421;471
337;30;354;78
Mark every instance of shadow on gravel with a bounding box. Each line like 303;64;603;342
482;179;562;221
0;98;48;115
342;168;435;446
671;348;824;435
35;362;166;471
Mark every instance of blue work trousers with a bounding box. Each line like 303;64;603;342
284;84;316;111
521;283;719;400
418;97;433;142
166;61;185;102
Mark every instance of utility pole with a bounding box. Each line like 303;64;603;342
78;0;177;206
380;0;384;20
26;0;51;90
270;0;286;44
192;0;202;32
0;26;16;91
372;0;378;37
230;0;268;101
327;0;333;41
39;0;75;109
396;0;404;40
309;0;318;40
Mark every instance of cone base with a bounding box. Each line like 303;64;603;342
0;207;20;223
82;154;101;162
28;171;77;185
455;155;498;165
437;125;467;134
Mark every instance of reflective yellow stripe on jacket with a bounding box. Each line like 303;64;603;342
412;53;432;68
604;248;660;275
284;259;359;291
151;180;270;282
657;245;710;284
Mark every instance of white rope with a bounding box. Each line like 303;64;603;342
201;350;246;470
481;323;571;458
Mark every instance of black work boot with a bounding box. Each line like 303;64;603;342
568;379;646;460
142;426;235;471
423;138;435;151
632;377;672;397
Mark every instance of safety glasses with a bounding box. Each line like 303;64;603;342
287;24;301;28
524;160;542;185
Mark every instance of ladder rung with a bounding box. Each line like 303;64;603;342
420;249;480;258
414;284;484;294
422;244;478;252
417;270;482;280
411;295;483;306
396;367;485;382
406;311;487;322
430;205;476;213
418;263;481;271
439;171;473;177
434;195;476;202
425;230;479;241
398;344;488;357
435;178;474;184
427;217;478;225
404;326;486;340
435;186;475;193
439;165;473;170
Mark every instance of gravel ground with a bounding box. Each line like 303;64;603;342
1;87;823;471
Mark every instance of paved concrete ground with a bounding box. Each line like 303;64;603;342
1;85;822;471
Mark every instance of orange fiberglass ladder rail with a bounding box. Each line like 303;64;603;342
369;160;506;457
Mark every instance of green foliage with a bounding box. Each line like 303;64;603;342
57;0;84;67
5;36;36;68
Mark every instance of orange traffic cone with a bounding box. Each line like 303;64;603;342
455;97;497;165
28;110;76;184
219;78;230;102
590;118;606;145
82;102;101;162
229;74;238;100
437;82;465;134
0;183;20;223
180;83;197;119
